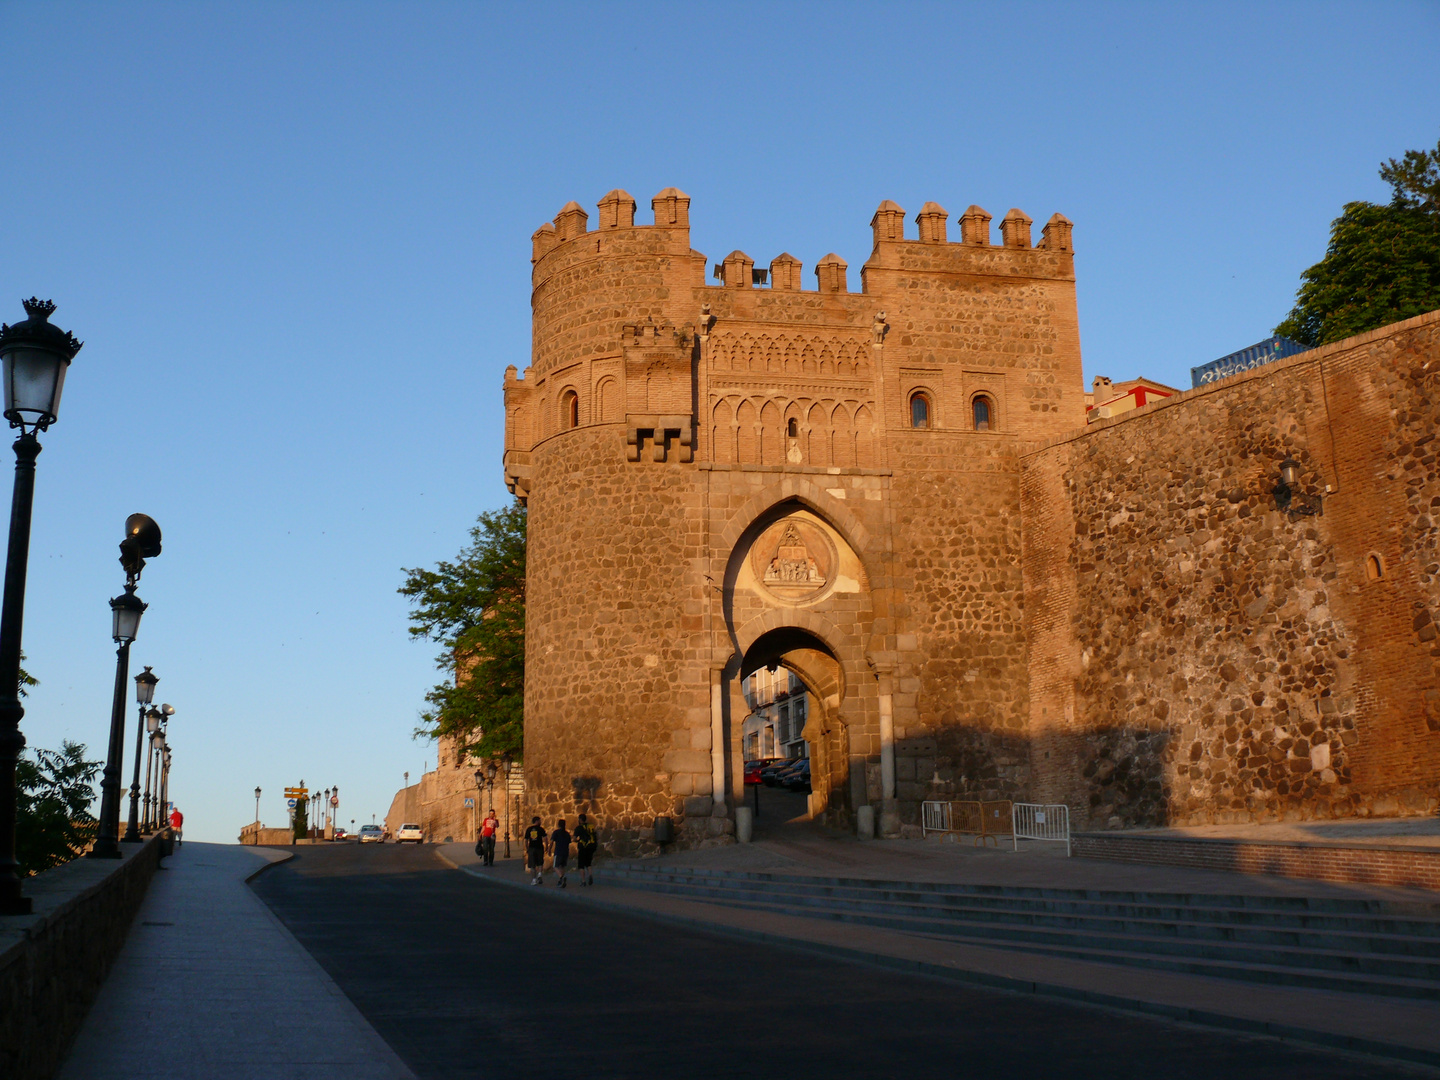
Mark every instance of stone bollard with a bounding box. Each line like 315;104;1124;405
879;799;901;839
735;806;753;843
856;805;875;839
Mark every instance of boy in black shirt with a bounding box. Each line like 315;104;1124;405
574;813;598;886
523;817;547;885
550;819;572;888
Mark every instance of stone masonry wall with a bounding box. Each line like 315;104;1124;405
509;189;1086;848
1022;311;1440;828
0;832;165;1080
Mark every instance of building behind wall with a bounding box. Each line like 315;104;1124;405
499;186;1440;853
742;669;810;761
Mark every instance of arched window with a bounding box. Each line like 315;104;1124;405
561;389;579;430
910;392;930;429
1366;554;1385;580
787;417;798;438
973;395;992;432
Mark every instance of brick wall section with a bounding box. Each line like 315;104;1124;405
1022;310;1440;829
1073;832;1440;890
0;832;166;1080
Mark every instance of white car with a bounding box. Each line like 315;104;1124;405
395;823;424;844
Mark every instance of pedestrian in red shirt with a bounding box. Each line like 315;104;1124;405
169;807;183;847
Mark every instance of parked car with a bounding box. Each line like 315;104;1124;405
783;760;812;793
358;824;384;844
744;758;785;785
395;822;425;844
761;758;801;786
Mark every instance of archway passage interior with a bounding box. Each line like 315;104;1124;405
735;626;850;829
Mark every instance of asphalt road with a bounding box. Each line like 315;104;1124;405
250;843;1420;1080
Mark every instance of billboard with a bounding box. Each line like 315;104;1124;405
1191;336;1307;388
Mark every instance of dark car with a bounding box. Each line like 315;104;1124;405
761;758;801;786
783;760;812;793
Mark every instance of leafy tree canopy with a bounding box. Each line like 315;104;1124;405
17;740;100;875
399;500;525;763
1276;139;1440;347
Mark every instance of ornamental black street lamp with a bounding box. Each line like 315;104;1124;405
144;703;171;830
142;706;162;830
91;514;162;859
0;299;81;914
254;786;262;841
123;666;158;842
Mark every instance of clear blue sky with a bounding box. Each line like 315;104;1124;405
2;2;1436;844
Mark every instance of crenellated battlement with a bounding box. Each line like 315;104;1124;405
514;186;1086;497
530;189;1074;297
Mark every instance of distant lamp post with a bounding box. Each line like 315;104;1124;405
91;515;161;859
1274;457;1323;517
330;786;339;838
0;298;81;913
501;754;513;859
254;786;262;842
123;666;159;842
142;707;162;830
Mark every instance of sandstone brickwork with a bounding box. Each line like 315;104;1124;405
496;186;1440;852
505;189;1085;852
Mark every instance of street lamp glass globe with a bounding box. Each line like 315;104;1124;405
134;666;158;705
145;707;161;733
110;590;145;643
0;299;81;430
3;344;69;427
1280;458;1301;488
255;786;261;799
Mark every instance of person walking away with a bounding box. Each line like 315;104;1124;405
523;816;547;885
478;808;499;866
550;819;572;888
168;807;184;847
574;812;598;886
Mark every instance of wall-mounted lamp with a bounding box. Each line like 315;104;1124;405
1274;457;1323;518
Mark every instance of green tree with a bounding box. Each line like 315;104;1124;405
1276;139;1440;347
399;500;526;763
294;798;308;841
16;740;100;874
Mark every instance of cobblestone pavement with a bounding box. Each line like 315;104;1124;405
250;842;1427;1080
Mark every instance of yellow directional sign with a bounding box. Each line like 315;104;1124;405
284;787;308;797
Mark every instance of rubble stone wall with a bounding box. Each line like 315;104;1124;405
1022;310;1440;828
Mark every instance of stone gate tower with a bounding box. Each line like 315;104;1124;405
504;188;1084;852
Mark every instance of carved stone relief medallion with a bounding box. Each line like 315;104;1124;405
749;517;836;604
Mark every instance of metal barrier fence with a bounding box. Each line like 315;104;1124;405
920;800;1014;846
1011;802;1071;856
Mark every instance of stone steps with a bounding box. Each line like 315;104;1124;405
601;864;1440;1000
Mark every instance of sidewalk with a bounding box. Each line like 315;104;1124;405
59;843;414;1080
436;837;1440;1071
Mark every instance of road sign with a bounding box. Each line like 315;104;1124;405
284;787;307;797
463;797;474;808
330;795;338;807
286;798;296;809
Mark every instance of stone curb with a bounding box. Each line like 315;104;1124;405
435;849;1440;1073
244;848;295;882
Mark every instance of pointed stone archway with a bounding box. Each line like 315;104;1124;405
716;499;883;832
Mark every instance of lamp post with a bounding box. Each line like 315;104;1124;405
0;299;80;913
146;703;172;830
502;754;513;860
254;786;262;843
160;745;171;828
123;666;159;842
331;786;338;839
141;708;161;830
91;515;162;859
